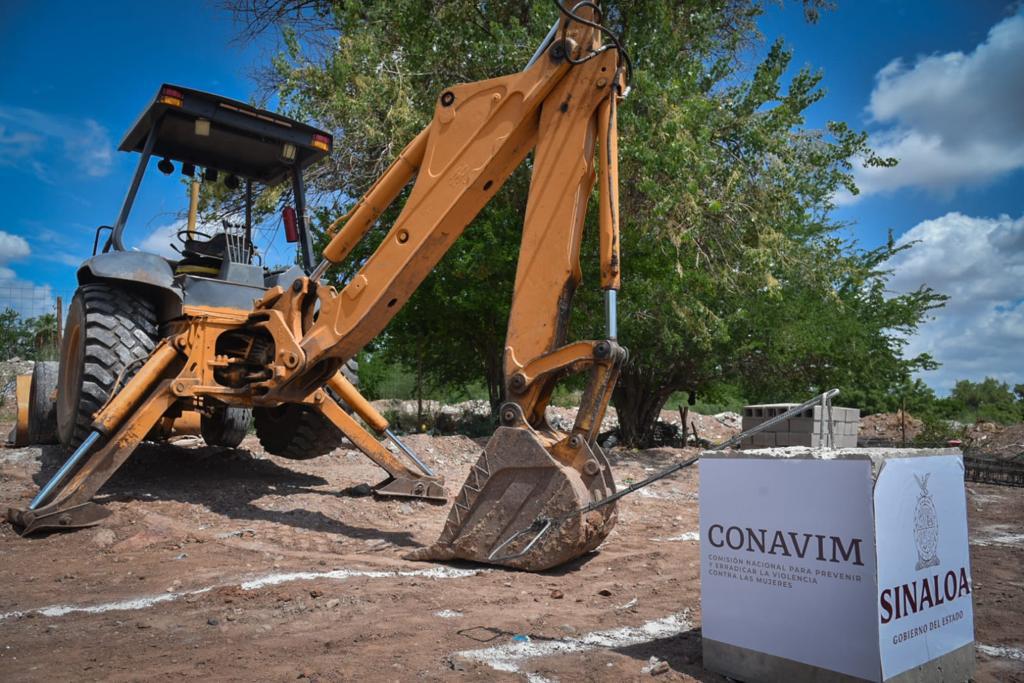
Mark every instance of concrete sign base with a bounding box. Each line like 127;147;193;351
699;447;974;682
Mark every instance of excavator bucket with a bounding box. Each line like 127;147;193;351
408;426;617;571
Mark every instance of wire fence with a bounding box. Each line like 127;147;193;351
0;286;73;321
0;286;72;363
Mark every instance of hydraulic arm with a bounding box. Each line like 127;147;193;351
9;4;629;571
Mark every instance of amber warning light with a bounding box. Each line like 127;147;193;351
312;133;331;152
158;87;183;107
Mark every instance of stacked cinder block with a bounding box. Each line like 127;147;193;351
740;403;860;449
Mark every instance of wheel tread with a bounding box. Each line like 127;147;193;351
59;283;159;448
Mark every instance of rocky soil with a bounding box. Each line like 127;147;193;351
0;422;1021;681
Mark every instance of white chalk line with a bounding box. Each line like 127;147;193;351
0;566;480;622
435;609;464;618
651;531;699;542
970;533;1024;547
977;643;1024;661
455;610;693;680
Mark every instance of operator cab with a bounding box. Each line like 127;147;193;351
96;84;332;308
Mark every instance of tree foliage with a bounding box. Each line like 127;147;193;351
0;309;59;361
230;0;947;445
941;377;1023;425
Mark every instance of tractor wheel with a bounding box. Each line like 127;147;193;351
252;359;359;460
28;361;59;444
56;284;159;449
252;404;343;459
201;406;252;448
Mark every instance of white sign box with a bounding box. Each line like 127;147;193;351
875;456;974;678
700;451;973;682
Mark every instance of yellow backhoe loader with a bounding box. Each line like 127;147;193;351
8;3;630;571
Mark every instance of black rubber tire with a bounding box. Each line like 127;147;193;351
28;361;59;444
253;404;343;459
56;284;159;449
201;406;252;448
252;358;359;460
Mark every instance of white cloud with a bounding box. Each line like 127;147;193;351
0;231;30;260
887;212;1024;392
851;12;1024;199
0;104;113;179
0;231;55;318
135;218;226;258
137;220;186;258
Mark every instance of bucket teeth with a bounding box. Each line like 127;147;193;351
406;426;617;571
437;452;492;544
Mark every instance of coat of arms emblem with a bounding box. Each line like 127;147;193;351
913;473;939;570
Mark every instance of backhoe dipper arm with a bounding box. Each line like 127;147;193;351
259;13;623;411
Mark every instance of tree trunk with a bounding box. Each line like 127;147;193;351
485;345;506;416
613;364;676;448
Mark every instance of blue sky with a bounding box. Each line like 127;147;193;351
0;1;1021;394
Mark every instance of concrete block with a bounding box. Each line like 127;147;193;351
703;639;975;683
742;417;763;431
788;417;817;433
752;432;776;447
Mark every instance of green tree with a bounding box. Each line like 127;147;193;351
230;1;943;445
0;309;59;361
942;377;1023;425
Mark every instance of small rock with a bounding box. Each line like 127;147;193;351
559;624;576;634
651;661;670;675
309;589;323;599
349;483;373;496
616;597;638;610
207;618;220;626
324;599;340;609
399;503;413;514
550;589;564;599
225;614;236;622
598;588;613;597
92;528;116;548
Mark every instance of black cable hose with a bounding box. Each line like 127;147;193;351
553;0;633;87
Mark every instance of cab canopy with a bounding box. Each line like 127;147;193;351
119;84;332;185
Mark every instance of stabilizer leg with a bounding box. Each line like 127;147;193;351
8;343;182;534
313;382;446;502
8;380;179;534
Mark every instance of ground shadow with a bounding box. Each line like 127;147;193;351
615;628;728;682
30;440;421;547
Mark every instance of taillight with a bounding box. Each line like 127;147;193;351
159;86;183;107
312;133;331;152
282;206;298;243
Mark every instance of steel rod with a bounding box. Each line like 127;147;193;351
604;289;618;340
525;19;561;70
384;428;435;477
29;430;101;510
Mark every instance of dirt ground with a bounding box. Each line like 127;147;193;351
0;429;1021;682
